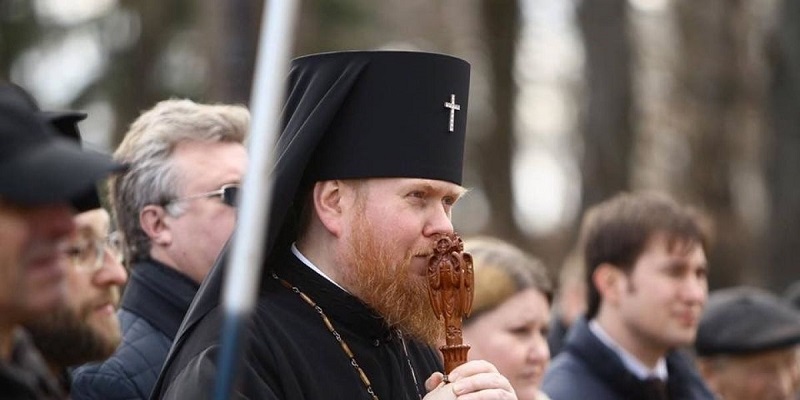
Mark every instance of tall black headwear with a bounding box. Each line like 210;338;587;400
169;50;471;351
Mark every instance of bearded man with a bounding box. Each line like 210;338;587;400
154;51;517;400
25;208;127;391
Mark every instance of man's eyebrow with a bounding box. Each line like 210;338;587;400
415;182;468;198
74;224;105;239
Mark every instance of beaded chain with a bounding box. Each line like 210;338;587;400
272;272;380;400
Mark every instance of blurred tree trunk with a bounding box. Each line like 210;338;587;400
476;0;524;244
103;1;175;144
672;0;760;287
201;0;261;103
576;0;633;213
0;1;38;79
766;0;800;292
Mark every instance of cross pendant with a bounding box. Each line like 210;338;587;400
444;94;461;132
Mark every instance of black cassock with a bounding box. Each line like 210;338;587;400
154;250;442;400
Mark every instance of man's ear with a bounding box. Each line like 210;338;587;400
140;205;172;246
313;180;348;237
592;263;623;306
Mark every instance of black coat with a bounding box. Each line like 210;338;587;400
152;252;442;400
0;329;64;400
71;258;199;400
542;318;715;400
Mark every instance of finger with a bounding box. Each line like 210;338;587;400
451;372;514;397
452;388;516;400
448;360;499;381
426;372;445;392
422;382;457;400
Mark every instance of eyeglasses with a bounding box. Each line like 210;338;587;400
64;231;125;272
166;184;240;208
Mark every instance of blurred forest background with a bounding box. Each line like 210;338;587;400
2;0;799;294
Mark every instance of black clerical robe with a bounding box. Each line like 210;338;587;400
153;251;442;399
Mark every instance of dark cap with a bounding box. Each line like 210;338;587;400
40;110;88;142
0;84;121;206
695;286;800;356
783;280;800;311
41;110;104;212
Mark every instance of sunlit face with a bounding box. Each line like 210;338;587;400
339;178;465;280
160;140;247;283
702;347;800;400
614;233;707;353
26;209;128;366
464;289;551;400
0;199;74;323
337;178;466;344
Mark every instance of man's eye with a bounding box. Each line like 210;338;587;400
408;191;425;199
443;196;456;206
65;247;83;257
509;326;531;336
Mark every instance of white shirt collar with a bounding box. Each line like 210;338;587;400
290;242;349;292
589;319;669;381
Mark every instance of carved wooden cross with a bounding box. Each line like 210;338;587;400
427;232;473;379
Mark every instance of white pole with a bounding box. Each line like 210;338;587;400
214;1;299;398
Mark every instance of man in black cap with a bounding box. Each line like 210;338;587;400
0;83;122;399
24;108;129;395
695;286;800;400
153;51;517;399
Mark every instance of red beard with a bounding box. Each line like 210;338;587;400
340;211;443;346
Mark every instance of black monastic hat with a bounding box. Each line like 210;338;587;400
270;50;470;256
178;50;471;333
695;286;800;356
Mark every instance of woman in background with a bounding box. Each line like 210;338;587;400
463;237;554;400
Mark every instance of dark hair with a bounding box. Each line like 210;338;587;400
582;191;708;319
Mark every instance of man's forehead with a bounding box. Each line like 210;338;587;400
644;231;704;254
632;232;707;272
360;177;467;197
0;198;27;225
73;209;110;236
0;197;61;215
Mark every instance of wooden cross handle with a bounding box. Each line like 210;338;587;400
426;232;474;375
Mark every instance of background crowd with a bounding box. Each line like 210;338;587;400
4;2;800;400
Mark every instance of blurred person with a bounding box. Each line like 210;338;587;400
154;51;517;400
25;109;128;393
0;83;121;399
462;237;554;400
695;286;800;400
542;191;715;400
547;250;586;357
70;99;249;399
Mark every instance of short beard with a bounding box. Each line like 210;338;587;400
340;210;443;346
25;304;120;369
